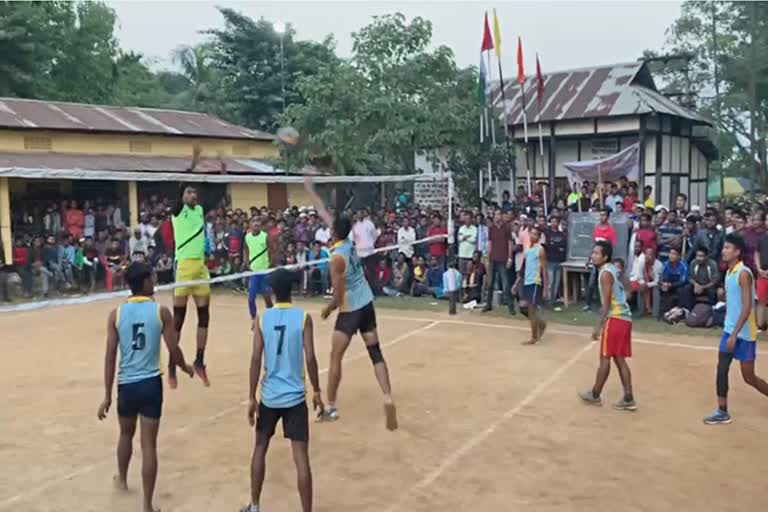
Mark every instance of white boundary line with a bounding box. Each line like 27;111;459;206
0;321;439;509
383;340;597;512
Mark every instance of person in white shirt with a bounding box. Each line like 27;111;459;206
397;217;416;261
352;210;378;257
457;213;478;274
629;246;663;318
443;260;463;315
129;228;149;257
314;223;331;246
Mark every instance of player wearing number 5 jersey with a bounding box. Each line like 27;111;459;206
243;269;323;512
303;175;398;431
97;263;193;512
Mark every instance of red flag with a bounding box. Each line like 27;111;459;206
536;54;545;104
516;37;525;84
481;13;494;52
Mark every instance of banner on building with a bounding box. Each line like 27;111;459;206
564;142;640;184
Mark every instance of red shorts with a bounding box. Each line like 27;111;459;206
601;318;632;358
757;277;768;305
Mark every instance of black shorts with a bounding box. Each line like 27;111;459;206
522;284;542;308
335;301;377;336
256;402;309;442
117;375;163;419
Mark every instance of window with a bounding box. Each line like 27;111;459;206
129;140;152;153
23;136;52;151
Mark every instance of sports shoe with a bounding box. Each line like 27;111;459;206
578;391;602;406
613;398;638;412
194;363;210;387
320;406;339;422
240;505;260;512
703;409;732;425
581;305;592;312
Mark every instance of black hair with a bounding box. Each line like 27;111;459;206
594;240;613;262
333;215;352;240
125;262;153;295
640;213;652;222
614;258;625;268
696;246;709;256
269;268;295;302
732;210;747;222
600;208;611;216
676;193;687;201
669;246;681;255
725;233;746;260
448;258;458;269
644;185;653;191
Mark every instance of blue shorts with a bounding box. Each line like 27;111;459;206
522;284;541;307
720;332;757;362
249;274;270;295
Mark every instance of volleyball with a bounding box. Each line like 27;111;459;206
276;126;300;148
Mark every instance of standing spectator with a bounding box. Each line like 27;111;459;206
83;208;96;239
543;214;567;307
656;206;683;262
397;217;416;263
695;212;724;261
95;205;108;234
353;209;379;280
673;193;688;217
604;182;622;212
443;260;462;315
64;200;84;239
742;211;765;274
427;214;448;270
314;221;331;246
225;220;244;260
28;237;51;297
457;212;478;274
80;237;100;292
129;228;149;257
483;210;513;314
755;218;768;330
43;205;61;235
500;190;513;213
642;185;655;209
58;235;75;286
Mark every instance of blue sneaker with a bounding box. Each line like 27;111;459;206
703;409;732;425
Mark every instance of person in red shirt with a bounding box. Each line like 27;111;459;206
65;200;84;239
585;209;617;311
623;183;639;213
634;213;657;253
426;214;448;269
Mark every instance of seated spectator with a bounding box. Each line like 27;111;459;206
154;252;174;284
42;235;68;291
629;247;663;317
129;228;149;257
426;256;444;297
679;246;719;310
411;256;430;297
659;247;688;318
307;241;329;295
105;239;127;290
462;259;483;304
391;253;411;295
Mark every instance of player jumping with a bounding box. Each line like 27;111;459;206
579;240;637;411
242;268;323;512
169;182;211;387
513;225;549;345
703;233;768;425
304;176;398;430
97;262;193;512
244;216;274;322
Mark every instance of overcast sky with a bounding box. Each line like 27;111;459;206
112;0;683;75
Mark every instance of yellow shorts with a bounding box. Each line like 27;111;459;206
174;259;211;297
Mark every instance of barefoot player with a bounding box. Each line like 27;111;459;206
303;176;398;430
242;268;323;512
513;225;549;345
579;240;637;411
703;233;768;425
169;182;211;387
97;262;193;512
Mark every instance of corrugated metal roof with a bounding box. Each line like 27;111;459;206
0;97;274;141
490;62;711;126
0;152;284;175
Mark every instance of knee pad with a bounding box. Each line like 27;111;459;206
173;306;187;332
197;305;210;328
366;343;385;365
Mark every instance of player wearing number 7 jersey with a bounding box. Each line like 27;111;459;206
97;262;193;512
243;268;323;512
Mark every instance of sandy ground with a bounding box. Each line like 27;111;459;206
2;295;768;512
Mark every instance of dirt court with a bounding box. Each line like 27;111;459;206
2;295;768;512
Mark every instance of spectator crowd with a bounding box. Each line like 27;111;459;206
2;177;765;335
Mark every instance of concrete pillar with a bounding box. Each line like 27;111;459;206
128;181;139;229
0;177;11;264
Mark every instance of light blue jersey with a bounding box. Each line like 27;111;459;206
260;304;307;409
724;261;757;341
599;263;632;321
116;297;163;385
331;239;374;312
523;244;544;286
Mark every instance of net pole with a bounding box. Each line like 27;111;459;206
448;175;454;251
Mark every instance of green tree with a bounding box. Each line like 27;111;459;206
207;7;338;130
283;13;483;176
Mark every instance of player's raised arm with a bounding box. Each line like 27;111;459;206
323;255;347;320
247;315;265;426
303;314;323;415
303;175;334;228
98;309;119;420
160;306;193;379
